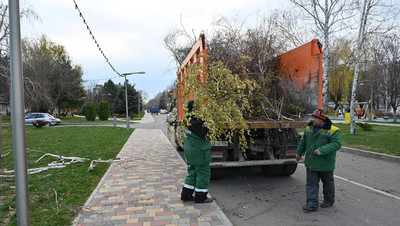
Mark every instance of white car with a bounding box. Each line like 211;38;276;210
159;109;168;114
25;113;61;126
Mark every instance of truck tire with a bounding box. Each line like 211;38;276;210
260;165;283;177
211;168;224;180
280;164;297;176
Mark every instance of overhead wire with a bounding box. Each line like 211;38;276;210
72;0;122;79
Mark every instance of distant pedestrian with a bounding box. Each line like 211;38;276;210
357;108;363;119
296;109;342;211
180;100;213;203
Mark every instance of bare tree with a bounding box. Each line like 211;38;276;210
376;34;400;122
290;0;355;110
349;0;399;134
163;16;197;67
0;3;39;107
164;15;308;120
269;10;312;49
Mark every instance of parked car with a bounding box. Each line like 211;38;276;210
159;109;168;114
25;113;61;126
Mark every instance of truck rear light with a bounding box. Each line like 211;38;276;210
285;149;296;157
212;152;223;157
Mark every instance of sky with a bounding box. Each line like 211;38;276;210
18;0;292;101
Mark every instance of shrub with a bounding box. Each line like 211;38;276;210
98;101;110;121
85;102;96;121
357;122;373;131
32;120;49;128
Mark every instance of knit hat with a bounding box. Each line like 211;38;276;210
311;109;327;121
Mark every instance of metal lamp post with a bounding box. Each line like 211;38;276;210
138;90;141;117
121;72;145;130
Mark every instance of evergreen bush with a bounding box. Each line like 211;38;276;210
85;102;96;121
98;101;110;121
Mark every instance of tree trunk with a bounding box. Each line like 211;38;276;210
321;0;329;110
350;0;368;135
0;114;2;167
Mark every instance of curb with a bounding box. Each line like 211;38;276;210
341;146;400;164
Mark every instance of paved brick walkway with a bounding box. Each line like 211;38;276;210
73;128;232;226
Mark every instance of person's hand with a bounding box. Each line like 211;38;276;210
296;154;302;161
314;149;321;156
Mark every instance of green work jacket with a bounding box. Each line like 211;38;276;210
296;123;342;171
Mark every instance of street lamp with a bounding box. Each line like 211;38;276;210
137;90;142;117
121;72;145;130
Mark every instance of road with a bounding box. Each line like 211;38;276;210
138;114;400;226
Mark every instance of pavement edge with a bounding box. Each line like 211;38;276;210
341;146;400;163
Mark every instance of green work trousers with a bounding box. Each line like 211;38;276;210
184;132;212;190
184;164;211;190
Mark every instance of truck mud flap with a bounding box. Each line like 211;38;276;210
210;159;297;168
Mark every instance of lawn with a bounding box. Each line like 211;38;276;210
297;122;400;157
334;123;400;157
0;126;133;225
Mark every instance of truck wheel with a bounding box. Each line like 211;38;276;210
260;165;283;177
211;168;224;180
280;164;298;176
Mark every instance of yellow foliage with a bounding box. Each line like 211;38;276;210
176;60;258;152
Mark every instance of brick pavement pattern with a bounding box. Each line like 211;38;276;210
73;128;232;226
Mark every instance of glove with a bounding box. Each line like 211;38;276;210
314;149;321;156
296;154;302;161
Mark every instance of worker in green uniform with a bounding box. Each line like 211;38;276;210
180;100;213;203
296;109;342;211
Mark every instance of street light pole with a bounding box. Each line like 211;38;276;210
121;72;145;130
138;91;141;117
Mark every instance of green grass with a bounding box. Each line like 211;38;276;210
335;123;400;157
0;126;133;225
297;123;400;157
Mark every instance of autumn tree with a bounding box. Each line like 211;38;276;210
328;38;355;105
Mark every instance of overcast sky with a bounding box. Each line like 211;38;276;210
18;0;292;100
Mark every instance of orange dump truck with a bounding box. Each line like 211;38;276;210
173;35;322;177
278;39;323;111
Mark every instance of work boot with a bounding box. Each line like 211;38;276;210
194;191;213;203
180;187;194;202
302;203;318;211
320;200;333;208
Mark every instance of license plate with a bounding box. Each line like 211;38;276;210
212;141;229;147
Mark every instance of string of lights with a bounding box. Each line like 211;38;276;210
72;0;122;77
83;75;122;84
